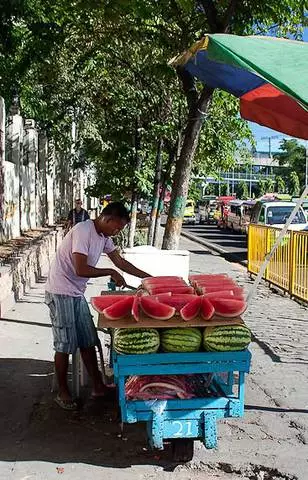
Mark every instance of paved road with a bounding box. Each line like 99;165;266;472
181;223;248;264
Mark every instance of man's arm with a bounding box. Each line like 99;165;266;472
107;249;151;279
72;253;125;285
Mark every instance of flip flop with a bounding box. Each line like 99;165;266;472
54;395;78;411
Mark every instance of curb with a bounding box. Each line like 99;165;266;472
180;231;248;267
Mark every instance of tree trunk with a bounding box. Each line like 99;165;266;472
147;139;163;245
128;118;142;248
162;85;213;250
153;145;176;247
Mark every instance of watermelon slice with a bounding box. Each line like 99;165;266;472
200;297;215;320
91;295;133;313
131;297;140;322
156;294;197;312
180;297;201;321
189;274;228;281
148;286;195;295
204;290;235;299
142;276;185;287
103;296;134;320
154;292;172;299
209;298;247;318
140;296;175;320
200;284;237;294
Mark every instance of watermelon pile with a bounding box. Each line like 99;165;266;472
142;276;194;295
112;324;251;355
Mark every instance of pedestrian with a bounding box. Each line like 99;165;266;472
45;202;151;410
65;198;90;233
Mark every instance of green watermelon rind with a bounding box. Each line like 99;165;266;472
161;328;202;353
203;325;251;352
114;328;160;354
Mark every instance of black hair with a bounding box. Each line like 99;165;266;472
101;202;130;222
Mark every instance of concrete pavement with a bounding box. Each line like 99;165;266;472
0;235;307;480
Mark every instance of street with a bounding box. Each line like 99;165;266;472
0;234;308;480
182;223;248;264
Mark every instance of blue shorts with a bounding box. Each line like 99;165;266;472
45;292;98;354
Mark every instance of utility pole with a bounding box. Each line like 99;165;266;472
261;135;281;159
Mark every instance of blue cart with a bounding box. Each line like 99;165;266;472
112;349;251;461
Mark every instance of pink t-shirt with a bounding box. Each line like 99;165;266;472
46;220;116;296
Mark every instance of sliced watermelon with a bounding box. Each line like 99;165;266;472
103;296;135;320
209;298;247;318
131;297;140;322
148;286;195;295
142;276;185;287
91;295;133;313
140;296;175;320
200;297;215;320
204;290;235;299
180;297;201;321
156;294;197;312
154;292;172;299
189;274;228;281
200;284;238;294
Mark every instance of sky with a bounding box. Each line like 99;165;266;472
250;27;308;153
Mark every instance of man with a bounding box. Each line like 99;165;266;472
66;199;90;232
45;202;150;410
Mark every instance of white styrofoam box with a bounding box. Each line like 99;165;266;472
122;246;190;288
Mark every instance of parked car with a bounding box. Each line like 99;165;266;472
250;201;308;231
227;199;256;234
183;199;197;225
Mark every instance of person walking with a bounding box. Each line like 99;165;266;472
45;202;150;410
65;199;90;233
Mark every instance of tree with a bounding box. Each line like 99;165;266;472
289;171;300;197
275;175;286;194
235;180;249;199
274;139;306;189
162;1;306;249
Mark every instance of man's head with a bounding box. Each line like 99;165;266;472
75;199;82;211
97;202;130;236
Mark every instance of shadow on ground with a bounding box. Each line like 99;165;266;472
0;358;176;470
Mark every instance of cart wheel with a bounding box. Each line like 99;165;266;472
171;438;194;463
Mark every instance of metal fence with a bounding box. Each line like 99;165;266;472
248;224;308;303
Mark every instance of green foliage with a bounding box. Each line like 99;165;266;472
275;175;286;194
274;139;306;191
289;171;301;197
235;180;249;199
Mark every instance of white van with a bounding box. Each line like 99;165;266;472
250;201;308;231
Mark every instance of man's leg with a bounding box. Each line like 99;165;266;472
54;351;71;402
80;346;106;396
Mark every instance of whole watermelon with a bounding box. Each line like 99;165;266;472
113;328;160;354
161;328;202;353
203;325;251;352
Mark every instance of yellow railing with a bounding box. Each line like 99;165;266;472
248;225;308;303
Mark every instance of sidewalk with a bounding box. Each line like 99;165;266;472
0;236;307;480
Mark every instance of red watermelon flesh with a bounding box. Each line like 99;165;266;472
189;274;228;286
196;279;237;287
209;298;247;318
189;274;228;281
148;286;195;295
180;297;201;321
142;276;185;287
103;296;135;320
200;284;237;293
204;290;234;299
154;292;172;299
156;294;197;312
200;297;215;320
91;295;133;313
140;296;175;320
131;297;140;322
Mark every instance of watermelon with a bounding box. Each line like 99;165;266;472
200;297;215;320
91;295;133;313
103;296;134;320
199;284;237;294
189;274;228;282
140;296;175;320
161;328;202;352
142;277;185;288
132;297;140;322
148;286;194;295
114;328;160;354
203;325;251;351
209;298;247;318
155;292;172;299
156;294;197;312
204;290;234;299
180;297;201;321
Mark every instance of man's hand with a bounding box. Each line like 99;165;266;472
110;270;126;287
